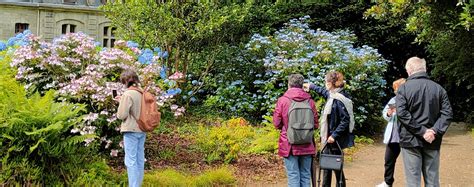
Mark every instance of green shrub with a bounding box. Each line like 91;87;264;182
247;116;279;154
194;118;256;163
143;169;188;187
192;167;236;187
70;160;126;185
206;17;388;137
354;135;374;144
143;167;235;187
0;52;115;185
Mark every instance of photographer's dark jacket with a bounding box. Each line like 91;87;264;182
396;72;453;150
309;85;354;149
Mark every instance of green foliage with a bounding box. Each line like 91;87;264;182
143;169;188;186
0;52;115;185
428;30;474;122
70;160;126;186
143;167;235;187
101;1;250;74
366;1;474;121
194;118;256;163
354;135;374;145
157;148;177;160
247;116;279;154
191;167;236;187
206;17;388;137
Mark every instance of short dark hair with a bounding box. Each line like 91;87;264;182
120;70;140;88
288;74;304;88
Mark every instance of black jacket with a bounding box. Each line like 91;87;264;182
310;85;354;149
396;72;453;149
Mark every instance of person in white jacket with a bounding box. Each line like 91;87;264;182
376;78;406;187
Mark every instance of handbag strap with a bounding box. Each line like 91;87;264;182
321;141;344;157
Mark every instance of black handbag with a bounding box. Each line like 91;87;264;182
319;141;344;171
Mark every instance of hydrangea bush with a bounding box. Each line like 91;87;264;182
206;16;388;131
7;31;185;155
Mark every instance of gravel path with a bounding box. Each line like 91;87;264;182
246;122;474;187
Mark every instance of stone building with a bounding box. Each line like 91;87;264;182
0;0;117;47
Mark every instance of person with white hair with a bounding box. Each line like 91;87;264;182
396;57;453;187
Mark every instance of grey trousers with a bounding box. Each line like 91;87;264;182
401;147;440;187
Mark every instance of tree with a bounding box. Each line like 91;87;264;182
366;0;474;121
101;1;250;76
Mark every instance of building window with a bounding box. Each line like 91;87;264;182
103;26;116;47
62;24;76;34
15;23;29;34
63;0;77;4
101;0;115;5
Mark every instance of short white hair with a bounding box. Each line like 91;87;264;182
405;57;427;74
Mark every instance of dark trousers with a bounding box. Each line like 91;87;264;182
322;146;345;187
384;143;401;185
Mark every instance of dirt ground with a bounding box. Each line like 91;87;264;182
246;122;474;187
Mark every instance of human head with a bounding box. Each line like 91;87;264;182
392;78;406;94
288;74;304;88
405;57;427;76
325;71;344;90
120;70;140;88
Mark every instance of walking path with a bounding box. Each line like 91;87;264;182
344;122;474;187
248;122;474;186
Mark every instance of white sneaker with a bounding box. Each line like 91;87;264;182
375;182;390;187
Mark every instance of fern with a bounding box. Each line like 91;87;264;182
0;52;99;185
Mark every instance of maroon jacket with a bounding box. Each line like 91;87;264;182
273;88;319;157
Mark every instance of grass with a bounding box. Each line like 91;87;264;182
142;167;235;187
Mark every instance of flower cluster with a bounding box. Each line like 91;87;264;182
208;16;388;126
7;31;184;155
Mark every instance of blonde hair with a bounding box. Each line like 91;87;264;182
392;78;406;93
405;57;427;75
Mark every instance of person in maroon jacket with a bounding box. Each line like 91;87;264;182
273;74;319;187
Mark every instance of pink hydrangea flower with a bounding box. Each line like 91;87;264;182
168;72;184;80
110;149;118;157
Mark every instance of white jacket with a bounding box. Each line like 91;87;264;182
382;97;399;144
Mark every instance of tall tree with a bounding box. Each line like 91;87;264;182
366;0;474;121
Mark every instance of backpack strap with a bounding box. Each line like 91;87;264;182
125;86;143;120
128;86;143;94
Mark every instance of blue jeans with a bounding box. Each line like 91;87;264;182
124;132;146;187
284;154;312;187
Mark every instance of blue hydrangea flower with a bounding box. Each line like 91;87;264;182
253;80;264;85
231;80;243;86
161;51;169;59
160;66;167;79
126;41;139;48
154;47;161;53
0;42;6;51
138;48;154;64
7;37;16;47
166;88;182;95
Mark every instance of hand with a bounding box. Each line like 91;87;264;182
387;108;396;116
327;136;335;143
423;129;436;143
114;96;121;102
303;83;311;92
